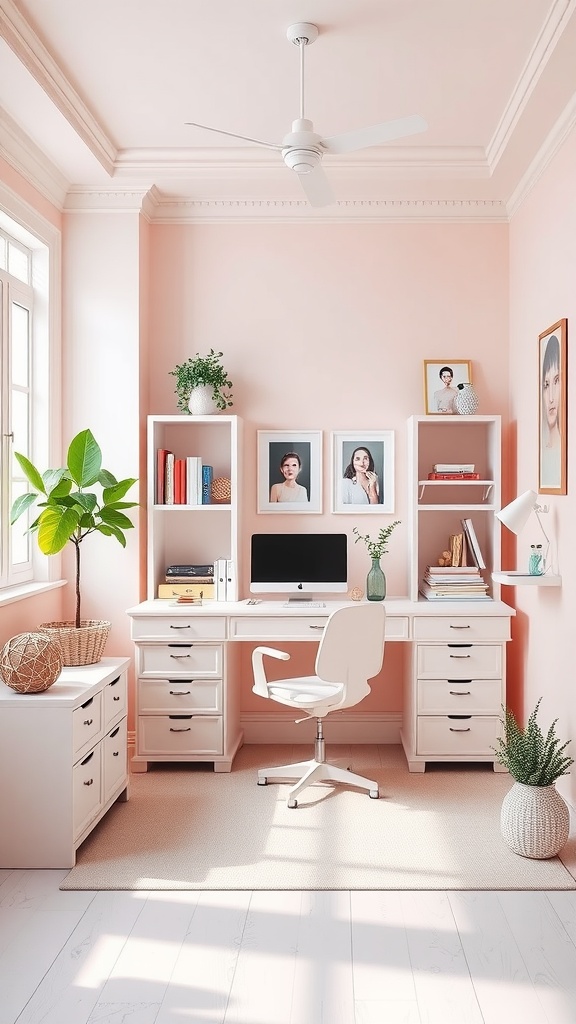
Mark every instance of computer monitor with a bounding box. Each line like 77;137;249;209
250;533;348;599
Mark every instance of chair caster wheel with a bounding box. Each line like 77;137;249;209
369;790;379;799
257;778;268;786
287;798;298;808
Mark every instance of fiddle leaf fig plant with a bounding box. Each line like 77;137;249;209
169;349;233;412
10;429;138;628
353;521;401;560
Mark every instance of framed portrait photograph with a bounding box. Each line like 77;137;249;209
257;430;322;513
423;360;472;415
539;318;567;495
331;431;395;513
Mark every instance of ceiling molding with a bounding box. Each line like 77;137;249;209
0;0;116;174
64;187;153;213
507;88;576;218
0;106;68;207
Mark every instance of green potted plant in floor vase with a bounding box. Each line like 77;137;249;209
10;429;138;666
353;521;401;600
493;698;574;859
169;349;234;415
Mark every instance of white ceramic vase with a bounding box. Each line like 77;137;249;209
500;780;570;859
188;385;218;415
455;382;479;414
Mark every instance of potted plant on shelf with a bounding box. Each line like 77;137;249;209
352;521;400;601
10;429;138;666
493;698;574;859
169;349;234;415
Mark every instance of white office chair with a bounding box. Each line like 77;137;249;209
251;602;386;807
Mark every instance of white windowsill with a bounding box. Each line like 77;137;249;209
0;579;67;607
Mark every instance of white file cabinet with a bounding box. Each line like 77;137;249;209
0;656;130;868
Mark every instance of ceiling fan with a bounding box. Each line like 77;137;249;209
186;23;427;208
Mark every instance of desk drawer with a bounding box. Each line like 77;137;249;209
138;678;222;714
138;715;223;756
103;672;127;728
73;744;102;839
417;678;502;715
103;718;127;800
132;616;226;641
230;616;327;640
413;616;510;641
417;644;502;678
417;716;501;756
139;644;222;677
72;693;102;756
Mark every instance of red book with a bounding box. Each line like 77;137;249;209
156;448;170;503
174;458;186;504
427;472;480;480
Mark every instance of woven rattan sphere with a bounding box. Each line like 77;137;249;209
0;632;63;693
211;476;231;504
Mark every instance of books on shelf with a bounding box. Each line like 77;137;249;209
155;449;217;506
427;472;480;480
420;583;490;601
166;564;214;577
421;560;489;601
433;463;475;473
461;517;486;569
201;464;213;504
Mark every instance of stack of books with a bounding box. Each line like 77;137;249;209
420;565;490;601
158;563;215;600
427;462;480;480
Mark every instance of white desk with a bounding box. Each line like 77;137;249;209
127;598;515;773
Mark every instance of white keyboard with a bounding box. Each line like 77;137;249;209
282;601;326;608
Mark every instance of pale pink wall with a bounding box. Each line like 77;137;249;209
148;221;510;711
508;123;576;803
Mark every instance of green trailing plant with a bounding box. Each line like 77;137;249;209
169;349;233;412
353;521;401;560
10;429;138;629
493;698;574;786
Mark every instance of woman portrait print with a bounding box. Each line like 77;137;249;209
341;442;383;505
268;443;310;503
539;322;566;494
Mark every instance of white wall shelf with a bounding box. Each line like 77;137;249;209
491;571;562;587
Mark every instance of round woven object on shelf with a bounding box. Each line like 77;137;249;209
38;620;110;666
0;632;63;692
211;477;231;504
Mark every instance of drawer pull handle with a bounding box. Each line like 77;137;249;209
309;624;325;630
170;624;191;630
112;750;119;756
449;624;471;629
81;697;94;709
113;695;120;701
170;689;191;695
449;727;471;732
449;654;470;659
110;726;120;738
449;690;471;696
83;718;94;725
81;751;95;765
170;654;191;660
170;726;192;732
110;676;121;686
83;778;94;786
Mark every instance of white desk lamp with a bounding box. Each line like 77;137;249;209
495;489;551;574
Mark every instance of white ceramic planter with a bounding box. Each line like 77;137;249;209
188;385;218;415
500;780;570;859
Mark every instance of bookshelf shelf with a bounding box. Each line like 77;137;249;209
492;571;562;587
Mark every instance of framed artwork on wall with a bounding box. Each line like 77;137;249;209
539;318;567;495
331;431;395;513
257;430;322;513
423;360;472;414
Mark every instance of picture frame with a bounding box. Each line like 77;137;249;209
257;430;322;513
331;431;395;513
539;318;567;495
423;360;473;415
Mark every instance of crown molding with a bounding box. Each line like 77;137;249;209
64;187;154;213
507;89;576;218
0;106;68;208
0;0;116;174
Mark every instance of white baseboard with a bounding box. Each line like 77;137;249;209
239;712;402;745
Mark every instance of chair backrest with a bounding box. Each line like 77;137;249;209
315;603;386;710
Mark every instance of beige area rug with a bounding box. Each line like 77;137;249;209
61;744;576;891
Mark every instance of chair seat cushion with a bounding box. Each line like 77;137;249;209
267;675;343;708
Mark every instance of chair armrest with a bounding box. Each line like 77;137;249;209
252;646;290;698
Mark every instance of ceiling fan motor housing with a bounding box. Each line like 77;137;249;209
282;118;323;173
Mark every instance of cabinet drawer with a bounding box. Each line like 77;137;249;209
72;692;102;756
417;644;502;678
103;718;127;800
139;644;222;677
138;678;222;714
417;716;501;756
413;616;510;641
73;744;102;839
417;678;502;715
230;616;327;640
104;672;127;728
132;616;226;641
138;715;223;756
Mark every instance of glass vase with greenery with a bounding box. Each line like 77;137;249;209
169;349;233;413
353;521;400;601
493;698;574;786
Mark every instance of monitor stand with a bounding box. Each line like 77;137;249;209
283;595;326;607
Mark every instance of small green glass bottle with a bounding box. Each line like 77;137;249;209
366;557;386;601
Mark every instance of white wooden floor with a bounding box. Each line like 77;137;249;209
3;871;576;1023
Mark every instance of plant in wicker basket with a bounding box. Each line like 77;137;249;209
493;698;574;786
10;430;138;664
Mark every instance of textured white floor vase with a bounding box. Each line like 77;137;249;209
60;744;576;891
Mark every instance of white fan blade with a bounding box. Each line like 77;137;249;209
185;121;282;151
323;114;427;154
298;163;335;208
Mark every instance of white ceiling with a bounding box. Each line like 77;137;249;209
1;0;576;219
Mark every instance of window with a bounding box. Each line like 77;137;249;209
0;189;61;596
